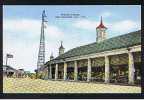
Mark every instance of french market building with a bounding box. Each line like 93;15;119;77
45;18;141;85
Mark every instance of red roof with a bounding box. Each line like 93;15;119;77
96;16;107;29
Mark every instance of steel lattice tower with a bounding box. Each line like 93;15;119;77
37;10;47;73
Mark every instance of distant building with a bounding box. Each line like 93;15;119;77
44;17;141;85
3;65;27;78
3;65;17;77
17;69;25;78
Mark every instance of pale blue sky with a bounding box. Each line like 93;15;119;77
3;5;141;72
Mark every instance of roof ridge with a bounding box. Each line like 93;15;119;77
106;30;141;41
74;30;141;48
54;30;140;60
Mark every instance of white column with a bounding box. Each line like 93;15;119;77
64;62;67;80
74;60;78;81
87;58;91;82
44;67;48;80
55;64;58;80
49;64;52;79
105;56;110;83
128;51;135;84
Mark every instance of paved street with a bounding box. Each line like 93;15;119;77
3;78;141;93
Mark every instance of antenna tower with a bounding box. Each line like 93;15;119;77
37;10;47;74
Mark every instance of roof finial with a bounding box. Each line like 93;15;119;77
100;16;103;24
59;40;64;49
43;10;45;13
61;41;63;46
42;10;47;18
96;16;107;29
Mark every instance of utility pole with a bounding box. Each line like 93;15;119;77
37;10;47;78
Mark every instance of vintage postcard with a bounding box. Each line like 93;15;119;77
3;5;141;94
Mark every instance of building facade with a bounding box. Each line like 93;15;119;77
3;65;27;78
45;18;141;85
3;65;17;77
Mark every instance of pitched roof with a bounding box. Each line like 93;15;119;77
54;30;141;60
3;65;17;71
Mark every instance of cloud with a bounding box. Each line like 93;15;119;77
109;20;140;34
45;25;64;38
72;19;140;34
3;34;63;72
4;19;40;33
72;19;99;31
3;18;65;72
3;39;39;72
100;12;111;18
3;19;64;39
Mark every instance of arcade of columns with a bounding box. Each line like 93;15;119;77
48;45;141;85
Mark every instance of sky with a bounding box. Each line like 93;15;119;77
3;5;141;72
